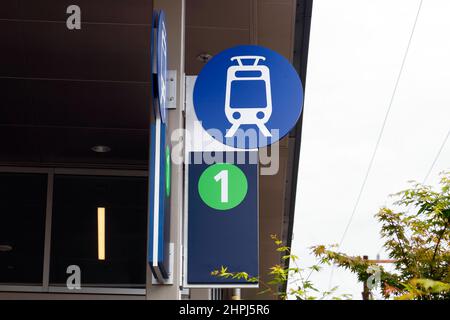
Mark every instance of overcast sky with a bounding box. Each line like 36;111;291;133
290;0;450;299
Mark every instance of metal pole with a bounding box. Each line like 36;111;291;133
232;288;241;300
362;255;370;300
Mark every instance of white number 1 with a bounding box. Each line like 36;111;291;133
214;170;229;203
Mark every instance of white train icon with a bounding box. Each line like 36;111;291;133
224;56;273;138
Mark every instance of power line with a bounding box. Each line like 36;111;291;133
375;127;449;260
328;0;424;289
337;0;423;250
423;128;450;184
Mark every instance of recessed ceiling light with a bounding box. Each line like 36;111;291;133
91;145;111;153
196;53;213;63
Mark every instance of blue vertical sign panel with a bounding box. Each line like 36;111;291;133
186;152;259;286
148;119;171;280
148;10;171;282
156;10;168;124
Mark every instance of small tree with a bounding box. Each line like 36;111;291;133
212;234;351;300
313;172;450;300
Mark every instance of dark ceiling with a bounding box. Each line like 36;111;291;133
0;0;153;169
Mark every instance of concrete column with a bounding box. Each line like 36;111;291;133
189;289;211;300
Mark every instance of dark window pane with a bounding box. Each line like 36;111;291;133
0;173;47;285
50;175;148;288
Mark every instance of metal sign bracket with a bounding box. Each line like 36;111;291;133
166;70;177;109
152;243;175;285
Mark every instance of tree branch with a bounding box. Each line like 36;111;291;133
430;223;448;275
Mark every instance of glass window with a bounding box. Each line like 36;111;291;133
0;173;47;285
49;175;148;288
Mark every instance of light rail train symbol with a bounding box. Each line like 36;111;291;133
224;56;273;138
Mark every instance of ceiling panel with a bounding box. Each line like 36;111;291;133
0;79;37;125
0;126;149;166
38;127;148;165
185;27;251;75
0;79;151;129
0;0;153;168
19;22;151;82
0;127;42;163
186;0;252;29
3;0;153;24
0;1;20;19
0;21;27;77
185;0;297;74
30;81;151;129
257;0;296;61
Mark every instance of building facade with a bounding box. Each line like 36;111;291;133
0;0;312;300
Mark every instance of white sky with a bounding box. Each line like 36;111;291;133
290;0;450;299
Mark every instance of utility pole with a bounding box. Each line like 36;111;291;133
232;288;241;300
362;256;371;300
361;255;397;300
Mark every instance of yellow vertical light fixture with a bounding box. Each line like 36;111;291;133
97;207;106;261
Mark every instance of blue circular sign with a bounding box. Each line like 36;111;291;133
155;10;168;123
193;45;303;149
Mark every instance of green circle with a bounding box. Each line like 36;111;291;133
198;163;248;210
166;145;171;198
